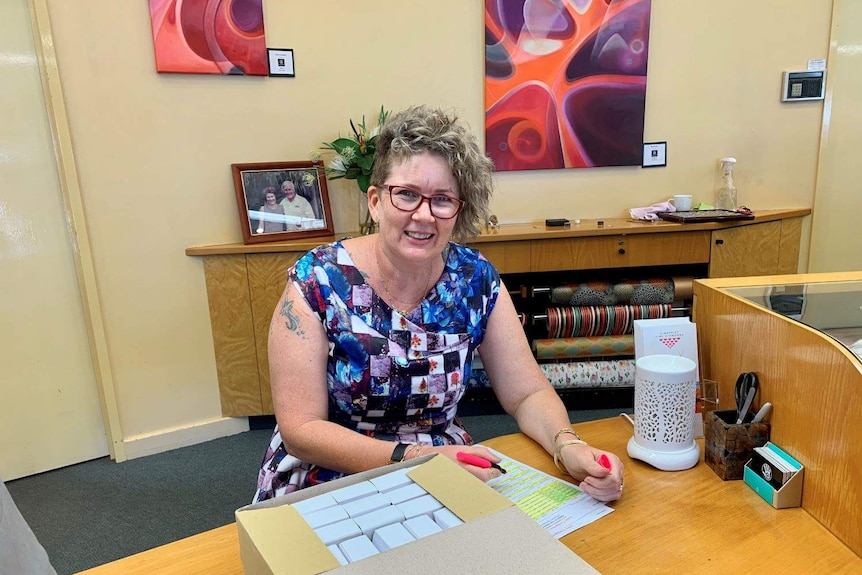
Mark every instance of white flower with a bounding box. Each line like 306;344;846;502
328;156;347;175
309;150;321;161
340;146;356;161
302;172;316;186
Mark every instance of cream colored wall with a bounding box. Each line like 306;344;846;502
809;0;862;272
29;0;832;454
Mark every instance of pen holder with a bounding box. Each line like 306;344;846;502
704;409;770;480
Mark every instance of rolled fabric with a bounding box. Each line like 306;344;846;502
546;304;672;338
540;360;636;389
533;335;634;359
549;278;677;306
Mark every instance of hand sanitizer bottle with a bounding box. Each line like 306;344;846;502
715;157;738;210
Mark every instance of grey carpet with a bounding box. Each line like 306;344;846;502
5;408;622;575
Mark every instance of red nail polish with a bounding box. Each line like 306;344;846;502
598;454;611;469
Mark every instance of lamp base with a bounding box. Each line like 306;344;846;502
627;437;700;471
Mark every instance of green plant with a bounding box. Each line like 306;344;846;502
319;106;389;194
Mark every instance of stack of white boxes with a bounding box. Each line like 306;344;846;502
293;467;464;565
236;454;601;575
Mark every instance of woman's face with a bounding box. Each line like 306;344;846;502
369;152;459;266
265;192;277;204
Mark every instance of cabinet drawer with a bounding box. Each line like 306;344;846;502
474;241;530;273
530;231;711;272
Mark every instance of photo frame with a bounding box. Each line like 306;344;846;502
231;161;334;244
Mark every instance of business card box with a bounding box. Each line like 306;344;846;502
743;441;804;509
235;454;601;575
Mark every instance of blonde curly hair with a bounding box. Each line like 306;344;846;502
370;106;494;240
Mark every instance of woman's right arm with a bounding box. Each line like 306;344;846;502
268;281;398;473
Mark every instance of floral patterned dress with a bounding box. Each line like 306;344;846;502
253;241;500;502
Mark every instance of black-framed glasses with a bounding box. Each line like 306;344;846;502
383;185;465;219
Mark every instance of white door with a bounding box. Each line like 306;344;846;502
0;0;108;480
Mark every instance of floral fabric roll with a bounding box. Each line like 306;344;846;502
540;360;636;389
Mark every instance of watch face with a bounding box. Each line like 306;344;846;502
761;463;773;482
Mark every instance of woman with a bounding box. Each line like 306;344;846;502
255;188;287;234
254;106;623;503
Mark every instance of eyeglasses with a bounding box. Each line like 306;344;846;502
383;185;465;219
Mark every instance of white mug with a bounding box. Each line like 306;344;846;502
669;194;693;212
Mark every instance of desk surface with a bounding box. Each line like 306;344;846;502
77;416;860;575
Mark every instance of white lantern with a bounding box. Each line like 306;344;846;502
627;354;700;471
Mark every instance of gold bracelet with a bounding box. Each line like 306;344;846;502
553;427;581;444
553;438;588;474
404;444;424;460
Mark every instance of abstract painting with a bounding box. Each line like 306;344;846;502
148;0;268;76
485;0;652;171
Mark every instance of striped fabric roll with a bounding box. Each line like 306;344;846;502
532;335;634;359
540;360;636;389
546;304;672;338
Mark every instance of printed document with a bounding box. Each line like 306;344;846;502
485;448;614;538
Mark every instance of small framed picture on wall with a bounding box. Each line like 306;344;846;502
231;161;334;244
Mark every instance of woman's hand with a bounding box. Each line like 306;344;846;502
558;443;624;502
417;445;505;483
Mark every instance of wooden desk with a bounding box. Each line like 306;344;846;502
77;416;860;575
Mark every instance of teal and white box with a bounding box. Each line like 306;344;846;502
743;441;804;509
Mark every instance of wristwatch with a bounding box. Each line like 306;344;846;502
389;442;408;464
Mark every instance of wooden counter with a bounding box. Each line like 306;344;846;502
78;416;860;574
693;271;862;557
186;208;809;416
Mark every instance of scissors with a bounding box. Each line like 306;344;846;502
734;372;759;423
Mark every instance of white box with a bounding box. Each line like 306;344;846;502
329;481;378;504
303;506;349;529
396;493;442;520
327;545;348;566
371;522;415;552
368;467;413;492
384;482;426;505
294;494;337;516
433;507;463;530
338;535;379;563
342;493;390;518
403;515;443;539
314;518;361;546
353;505;405;537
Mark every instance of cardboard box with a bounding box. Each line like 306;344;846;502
236;454;600;575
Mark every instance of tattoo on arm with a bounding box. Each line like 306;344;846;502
279;299;306;338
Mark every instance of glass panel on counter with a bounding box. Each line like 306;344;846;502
726;280;862;362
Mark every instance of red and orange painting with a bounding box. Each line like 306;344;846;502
485;0;652;171
148;0;268;76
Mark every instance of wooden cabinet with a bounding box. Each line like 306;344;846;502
188;208;809;416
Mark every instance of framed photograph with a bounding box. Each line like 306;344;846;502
267;48;295;77
231;161;334;244
642;142;667;168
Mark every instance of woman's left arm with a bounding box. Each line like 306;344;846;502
478;282;624;502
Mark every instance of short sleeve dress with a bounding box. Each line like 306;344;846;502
253;241;500;503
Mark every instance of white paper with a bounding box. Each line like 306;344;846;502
483;448;613;539
807;58;826;71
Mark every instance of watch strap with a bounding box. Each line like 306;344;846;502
389;442;409;464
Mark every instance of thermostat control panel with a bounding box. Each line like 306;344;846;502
781;70;826;102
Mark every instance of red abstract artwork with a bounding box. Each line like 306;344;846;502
485;0;652;171
148;0;268;76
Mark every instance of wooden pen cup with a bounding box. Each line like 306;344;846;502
704;409;770;480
